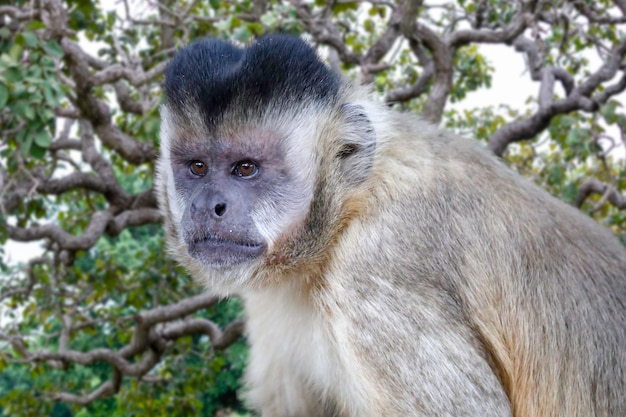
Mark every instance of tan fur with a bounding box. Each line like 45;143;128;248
158;76;626;416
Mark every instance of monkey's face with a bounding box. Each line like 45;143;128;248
158;107;318;273
157;35;376;292
173;148;266;268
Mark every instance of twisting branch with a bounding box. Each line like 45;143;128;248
60;38;156;164
385;38;435;103
161;318;246;350
360;6;403;83
0;257;49;302
399;0;454;123
575;179;626;210
53;371;122;405
7;292;244;404
488;40;626;156
292;0;362;65
397;0;534;123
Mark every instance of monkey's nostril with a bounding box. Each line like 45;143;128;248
214;203;227;217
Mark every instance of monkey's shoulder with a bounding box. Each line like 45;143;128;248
367;117;626;276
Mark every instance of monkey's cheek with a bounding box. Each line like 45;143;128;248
187;238;265;268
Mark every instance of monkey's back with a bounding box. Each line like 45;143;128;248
332;114;626;416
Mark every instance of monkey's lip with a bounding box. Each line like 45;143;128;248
187;233;265;265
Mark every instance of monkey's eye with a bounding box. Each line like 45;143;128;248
233;160;258;178
189;160;208;176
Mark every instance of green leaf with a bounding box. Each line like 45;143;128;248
248;22;265;35
25;20;47;31
38;107;55;123
587;141;603;154
42;40;64;58
364;18;375;33
13;101;29;118
30;143;47;159
560;182;579;203
600;101;619;124
333;1;358;13
20;133;33;157
106;10;116;28
260;14;278;27
9;44;23;61
21;32;38;48
232;26;252;43
559;115;575;127
0;83;8;109
42;83;58;106
565;128;583;146
23;103;36;120
34;130;52;148
4;67;22;82
547;165;564;186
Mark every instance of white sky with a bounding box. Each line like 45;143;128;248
455;44;531;111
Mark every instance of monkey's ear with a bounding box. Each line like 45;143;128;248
337;103;376;185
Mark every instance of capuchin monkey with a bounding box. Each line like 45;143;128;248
156;34;626;417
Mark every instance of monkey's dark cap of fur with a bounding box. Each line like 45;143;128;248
163;34;341;126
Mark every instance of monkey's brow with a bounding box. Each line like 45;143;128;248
169;141;215;159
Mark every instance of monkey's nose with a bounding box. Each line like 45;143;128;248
214;203;227;217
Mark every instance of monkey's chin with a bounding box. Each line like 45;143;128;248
187;236;265;268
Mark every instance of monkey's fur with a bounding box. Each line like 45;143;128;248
157;35;626;416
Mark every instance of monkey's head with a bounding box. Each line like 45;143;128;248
157;34;377;293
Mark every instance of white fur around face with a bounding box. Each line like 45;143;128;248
250;110;323;251
157;106;186;228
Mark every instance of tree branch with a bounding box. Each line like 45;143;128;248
14;292;242;405
488;40;626;156
575;179;626;209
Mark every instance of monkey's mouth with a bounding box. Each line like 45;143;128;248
187;233;265;267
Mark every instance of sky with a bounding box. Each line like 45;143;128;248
455;44;532;111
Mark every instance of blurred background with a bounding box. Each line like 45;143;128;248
1;0;625;415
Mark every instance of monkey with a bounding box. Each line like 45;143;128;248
155;34;626;417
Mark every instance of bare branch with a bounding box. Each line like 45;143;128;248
292;0;362;65
488;40;626;156
575;179;626;209
361;6;403;83
91;61;168;87
94;123;156;165
106;208;162;236
59;38;156;164
7;211;111;250
0;257;48;302
11;292;240;404
32;346;162;377
161;318;246;350
79;120;132;207
36;172;107;195
139;292;221;328
385;38;434;103
573;0;626;24
0;6;38;21
447;5;531;47
52;371;122;405
400;0;453;123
